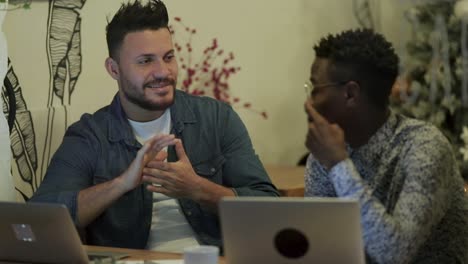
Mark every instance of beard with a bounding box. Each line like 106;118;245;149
120;75;176;111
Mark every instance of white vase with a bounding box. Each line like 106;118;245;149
0;0;16;202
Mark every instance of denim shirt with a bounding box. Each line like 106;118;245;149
30;90;279;249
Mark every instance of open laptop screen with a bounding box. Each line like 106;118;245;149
0;201;88;263
219;197;365;264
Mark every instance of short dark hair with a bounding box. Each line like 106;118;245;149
106;0;169;60
314;29;399;108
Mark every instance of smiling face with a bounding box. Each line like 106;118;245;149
106;28;178;121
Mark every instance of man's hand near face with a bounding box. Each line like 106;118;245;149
304;98;348;170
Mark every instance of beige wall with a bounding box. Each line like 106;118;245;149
3;0;406;199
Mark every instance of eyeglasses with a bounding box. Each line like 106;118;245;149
304;80;349;98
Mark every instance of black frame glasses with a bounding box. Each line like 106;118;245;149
304;80;349;98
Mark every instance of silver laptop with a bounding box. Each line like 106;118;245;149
0;201;88;264
219;197;365;264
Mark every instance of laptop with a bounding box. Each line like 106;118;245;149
0;201;119;264
219;197;365;264
0;201;88;263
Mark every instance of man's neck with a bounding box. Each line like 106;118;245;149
345;107;390;149
120;97;166;122
127;109;166;122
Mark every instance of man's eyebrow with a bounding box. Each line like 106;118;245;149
136;54;154;58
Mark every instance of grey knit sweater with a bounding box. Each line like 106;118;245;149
305;112;468;264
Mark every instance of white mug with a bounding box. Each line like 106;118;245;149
183;245;219;264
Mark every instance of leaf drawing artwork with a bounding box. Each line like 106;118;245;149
41;0;85;178
1;58;38;201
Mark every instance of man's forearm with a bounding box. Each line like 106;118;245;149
193;178;235;212
77;177;129;227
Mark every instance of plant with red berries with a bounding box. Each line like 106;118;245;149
170;17;268;119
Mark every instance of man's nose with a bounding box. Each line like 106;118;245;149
151;60;171;78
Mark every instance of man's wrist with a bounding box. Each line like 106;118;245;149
113;175;133;194
191;177;234;206
324;154;349;170
190;177;211;203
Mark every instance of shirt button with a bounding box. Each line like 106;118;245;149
210;168;216;173
186;211;192;216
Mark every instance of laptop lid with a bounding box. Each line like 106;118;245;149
0;201;89;264
219;197;365;264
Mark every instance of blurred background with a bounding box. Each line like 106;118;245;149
2;0;467;201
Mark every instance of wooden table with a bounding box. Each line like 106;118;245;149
84;245;226;263
264;164;305;197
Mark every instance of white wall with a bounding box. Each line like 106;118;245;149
164;0;362;165
4;0;399;198
0;2;15;202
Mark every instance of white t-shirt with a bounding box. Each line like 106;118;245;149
128;109;199;253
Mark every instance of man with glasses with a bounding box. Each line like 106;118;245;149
304;29;467;263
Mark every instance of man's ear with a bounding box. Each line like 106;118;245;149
105;57;119;80
344;81;361;107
